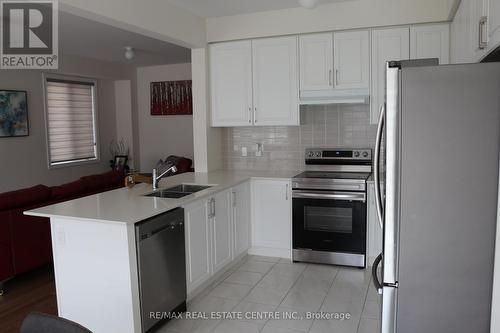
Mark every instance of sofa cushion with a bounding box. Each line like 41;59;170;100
0;185;51;211
175;158;193;174
80;170;124;192
50;179;88;200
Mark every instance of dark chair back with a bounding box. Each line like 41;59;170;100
20;312;93;333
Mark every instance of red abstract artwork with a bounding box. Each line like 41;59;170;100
150;80;193;115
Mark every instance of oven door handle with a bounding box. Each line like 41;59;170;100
292;191;366;202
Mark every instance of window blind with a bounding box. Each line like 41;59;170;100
46;79;97;165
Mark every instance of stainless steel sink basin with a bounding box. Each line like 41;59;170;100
145;190;190;199
144;184;213;199
164;184;213;193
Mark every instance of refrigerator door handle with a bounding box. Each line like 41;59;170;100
374;104;386;230
372;252;383;294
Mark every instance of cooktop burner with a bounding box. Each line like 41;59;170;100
294;171;371;181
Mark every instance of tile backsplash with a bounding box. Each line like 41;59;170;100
222;104;377;171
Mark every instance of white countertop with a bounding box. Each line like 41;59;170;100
25;170;299;225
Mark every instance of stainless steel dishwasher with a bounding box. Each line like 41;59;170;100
135;207;186;332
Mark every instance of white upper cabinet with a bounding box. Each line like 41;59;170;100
410;24;450;64
488;0;500;52
333;30;370;89
252;36;299;126
210;41;253;127
450;0;500;63
451;0;474;64
299;33;334;91
370;27;410;124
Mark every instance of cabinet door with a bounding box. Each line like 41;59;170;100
232;182;250;258
212;190;233;273
184;199;211;293
370;27;410;124
410;24;450;64
210;41;253;127
451;0;474;64
333;30;370;89
488;0;500;53
252;36;299;126
299;33;334;91
251;179;291;251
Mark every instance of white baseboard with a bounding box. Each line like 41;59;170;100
248;246;291;259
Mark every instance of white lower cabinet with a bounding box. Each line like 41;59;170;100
184;198;212;294
232;182;250;258
367;182;384;266
211;189;233;273
183;183;251;296
250;179;292;257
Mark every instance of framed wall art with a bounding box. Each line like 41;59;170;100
0;90;29;137
150;80;192;116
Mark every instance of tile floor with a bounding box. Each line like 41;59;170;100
159;255;381;333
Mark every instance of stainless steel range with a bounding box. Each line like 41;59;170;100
292;148;372;268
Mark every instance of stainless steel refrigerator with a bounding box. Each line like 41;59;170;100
371;60;500;333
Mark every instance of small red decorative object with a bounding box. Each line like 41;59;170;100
150;80;193;115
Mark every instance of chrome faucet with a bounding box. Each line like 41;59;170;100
152;165;178;190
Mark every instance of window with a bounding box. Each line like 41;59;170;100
44;75;98;167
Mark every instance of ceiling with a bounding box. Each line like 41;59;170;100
166;0;354;18
59;12;191;66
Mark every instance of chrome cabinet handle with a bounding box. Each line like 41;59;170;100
372;253;383;294
232;191;236;207
335;69;339;86
207;199;212;219
286;184;289;200
254;107;257;123
479;16;488;50
248;107;252;123
329;70;333;86
374;104;385;230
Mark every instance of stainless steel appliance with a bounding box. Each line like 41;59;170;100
292;148;372;268
372;60;500;333
135;208;186;332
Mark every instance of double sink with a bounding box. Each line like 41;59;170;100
145;184;213;199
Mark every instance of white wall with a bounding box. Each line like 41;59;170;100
114;80;135;169
136;63;194;172
192;48;222;173
206;0;458;42
59;0;206;48
0;55;135;192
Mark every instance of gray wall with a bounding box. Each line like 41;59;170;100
136;63;194;172
0;55;135;192
222;104;377;171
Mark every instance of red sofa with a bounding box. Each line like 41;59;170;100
0;170;125;290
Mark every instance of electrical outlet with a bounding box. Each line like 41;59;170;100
234;145;239;152
255;150;262;157
241;147;247;157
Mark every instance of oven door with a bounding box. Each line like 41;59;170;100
292;190;367;255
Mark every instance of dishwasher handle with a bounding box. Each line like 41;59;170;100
136;208;184;242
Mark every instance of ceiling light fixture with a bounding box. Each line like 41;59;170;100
124;46;135;60
298;0;319;9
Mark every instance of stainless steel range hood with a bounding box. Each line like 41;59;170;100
299;88;370;105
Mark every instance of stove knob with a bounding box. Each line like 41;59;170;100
354;151;360;158
315;152;321;157
362;151;369;158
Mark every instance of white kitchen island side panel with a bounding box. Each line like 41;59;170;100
50;217;141;333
